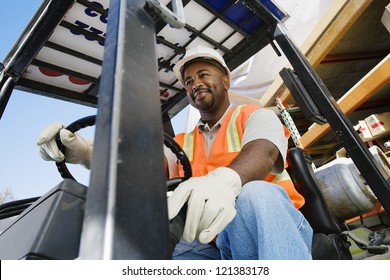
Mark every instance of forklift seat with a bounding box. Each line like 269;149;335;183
286;147;352;260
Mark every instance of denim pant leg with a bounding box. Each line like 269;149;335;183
216;181;313;260
172;239;221;260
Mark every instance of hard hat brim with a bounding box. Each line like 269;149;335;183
173;47;231;86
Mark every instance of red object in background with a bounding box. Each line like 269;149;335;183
69;76;90;85
161;90;169;98
39;67;90;85
38;67;62;77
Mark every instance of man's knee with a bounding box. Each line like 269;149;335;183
238;180;289;205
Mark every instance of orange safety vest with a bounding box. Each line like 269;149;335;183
174;104;305;209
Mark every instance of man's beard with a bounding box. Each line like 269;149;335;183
193;92;215;112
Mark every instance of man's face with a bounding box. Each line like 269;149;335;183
183;61;229;113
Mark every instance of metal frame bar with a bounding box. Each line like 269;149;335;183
45;41;102;65
32;59;98;84
78;0;170;259
194;0;252;38
0;0;77;119
0;75;15;119
59;21;106;44
2;0;76;76
77;0;108;15
15;79;97;105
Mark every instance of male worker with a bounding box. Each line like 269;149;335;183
37;45;313;260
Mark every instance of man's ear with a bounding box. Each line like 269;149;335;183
222;75;230;90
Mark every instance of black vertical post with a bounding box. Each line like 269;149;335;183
0;75;14;119
79;0;171;259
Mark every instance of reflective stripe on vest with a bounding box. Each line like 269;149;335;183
183;131;194;161
272;169;291;183
269;169;291;183
227;105;243;153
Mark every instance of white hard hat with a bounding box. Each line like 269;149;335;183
173;45;231;86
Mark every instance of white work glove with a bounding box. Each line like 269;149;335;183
168;167;242;244
36;123;93;169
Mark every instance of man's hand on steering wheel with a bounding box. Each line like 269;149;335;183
36;116;191;182
37;123;93;169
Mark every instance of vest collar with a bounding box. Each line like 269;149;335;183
197;104;234;132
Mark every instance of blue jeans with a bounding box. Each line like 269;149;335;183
172;181;313;260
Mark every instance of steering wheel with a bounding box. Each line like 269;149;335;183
55;115;191;252
55;115;192;184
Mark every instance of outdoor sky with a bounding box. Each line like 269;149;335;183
0;0;97;200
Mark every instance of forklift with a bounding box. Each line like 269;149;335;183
0;0;389;259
